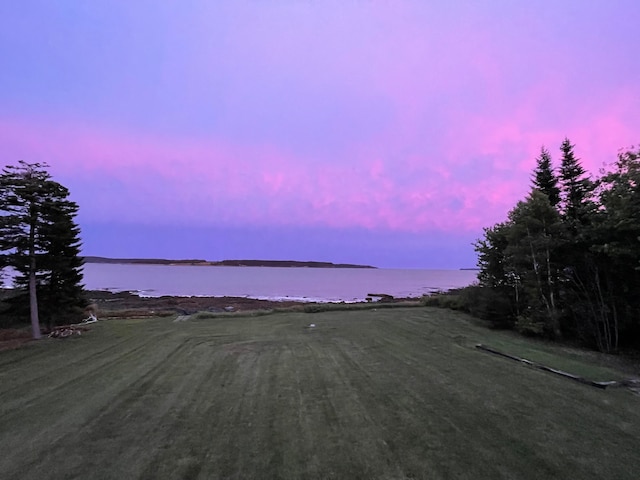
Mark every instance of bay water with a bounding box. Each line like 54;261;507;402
82;263;478;302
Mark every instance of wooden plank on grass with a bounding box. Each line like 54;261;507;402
475;344;615;389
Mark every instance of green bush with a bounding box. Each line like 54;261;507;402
421;293;464;310
424;286;515;329
461;286;515;328
515;314;546;336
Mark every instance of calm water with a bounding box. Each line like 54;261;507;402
82;264;478;302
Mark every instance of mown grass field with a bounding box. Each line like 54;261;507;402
1;307;639;479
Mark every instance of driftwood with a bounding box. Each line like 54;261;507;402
475;344;619;389
48;315;98;339
49;325;89;338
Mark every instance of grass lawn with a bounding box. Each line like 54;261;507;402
1;307;639;479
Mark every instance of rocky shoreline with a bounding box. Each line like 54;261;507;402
87;290;307;317
86;290;420;318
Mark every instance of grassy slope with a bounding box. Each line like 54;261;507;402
0;308;639;480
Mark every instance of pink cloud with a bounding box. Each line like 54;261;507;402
1;115;499;232
1;74;637;236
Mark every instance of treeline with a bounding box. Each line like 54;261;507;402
434;139;640;353
83;257;377;269
83;256;209;265
215;260;376;268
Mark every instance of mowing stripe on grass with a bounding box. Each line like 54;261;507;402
1;308;639;479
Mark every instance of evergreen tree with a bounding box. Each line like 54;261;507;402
532;147;560;207
476;152;567;337
0;161;85;337
556;139;604;343
559;138;593;225
475;222;510;289
36;183;86;327
597;148;640;266
504;190;563;337
474;221;520;327
581;147;640;351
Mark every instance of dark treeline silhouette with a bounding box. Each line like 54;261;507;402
431;139;640;353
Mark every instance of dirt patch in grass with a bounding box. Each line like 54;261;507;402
0;328;33;352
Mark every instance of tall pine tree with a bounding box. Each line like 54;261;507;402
36;182;86;328
0;161;85;337
559;138;592;225
532;147;560;207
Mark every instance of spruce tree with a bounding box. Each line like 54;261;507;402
0;161;85;337
36;182;86;328
532;147;560;207
559;138;592;225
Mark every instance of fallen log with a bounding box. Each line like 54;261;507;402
476;344;618;389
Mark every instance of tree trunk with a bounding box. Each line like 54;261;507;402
545;245;561;339
527;227;559;337
28;206;41;339
29;259;41;339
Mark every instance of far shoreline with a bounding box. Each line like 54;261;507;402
83;256;377;269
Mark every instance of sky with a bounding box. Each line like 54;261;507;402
1;1;639;268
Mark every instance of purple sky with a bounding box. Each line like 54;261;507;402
1;1;639;268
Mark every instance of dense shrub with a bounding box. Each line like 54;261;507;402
460;286;515;328
424;286;515;329
514;314;546;336
421;292;464;310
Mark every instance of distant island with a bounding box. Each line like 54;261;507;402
83;256;376;269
